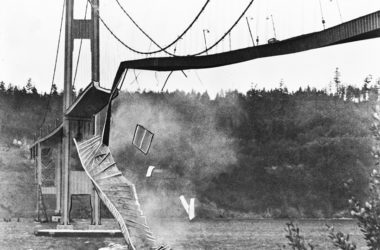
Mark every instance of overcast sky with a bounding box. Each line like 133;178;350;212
1;0;380;97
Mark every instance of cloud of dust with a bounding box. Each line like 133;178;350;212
108;91;239;243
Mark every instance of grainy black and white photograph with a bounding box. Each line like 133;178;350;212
1;0;380;249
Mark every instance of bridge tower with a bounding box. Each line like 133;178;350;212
32;0;121;236
60;0;100;228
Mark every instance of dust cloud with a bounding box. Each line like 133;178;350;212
108;91;239;243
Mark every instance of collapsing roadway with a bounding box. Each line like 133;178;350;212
74;136;157;249
113;10;380;75
70;80;167;249
45;10;380;250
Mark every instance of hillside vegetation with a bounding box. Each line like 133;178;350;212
0;73;377;218
111;85;375;218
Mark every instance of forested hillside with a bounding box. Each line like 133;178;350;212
0;79;62;143
111;86;375;218
0;75;378;218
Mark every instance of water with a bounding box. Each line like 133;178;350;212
0;218;367;249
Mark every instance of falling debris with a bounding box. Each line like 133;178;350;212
132;124;154;154
146;166;165;177
189;198;195;220
146;166;156;177
179;195;189;215
179;195;196;221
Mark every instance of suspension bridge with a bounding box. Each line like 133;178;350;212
113;11;380;72
28;1;380;249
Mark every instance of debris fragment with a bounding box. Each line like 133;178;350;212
132;124;154;155
179;195;195;220
146;166;155;177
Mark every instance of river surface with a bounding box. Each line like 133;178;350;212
0;218;368;249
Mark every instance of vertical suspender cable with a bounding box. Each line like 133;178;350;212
161;72;174;92
133;69;140;87
255;1;260;45
39;0;66;130
318;0;326;29
270;15;277;39
246;17;255;46
335;0;343;23
229;33;232;51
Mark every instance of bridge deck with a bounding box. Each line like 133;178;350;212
74;136;160;249
111;10;380;84
30;82;111;148
65;81;111;118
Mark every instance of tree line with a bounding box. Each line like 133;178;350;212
0;72;379;217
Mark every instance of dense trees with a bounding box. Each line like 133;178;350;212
0;76;378;217
0;80;62;142
109;83;376;217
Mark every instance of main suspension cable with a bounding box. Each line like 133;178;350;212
87;0;158;55
190;0;254;56
114;0;211;55
88;0;254;57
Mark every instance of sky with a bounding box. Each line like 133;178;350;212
1;0;380;97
